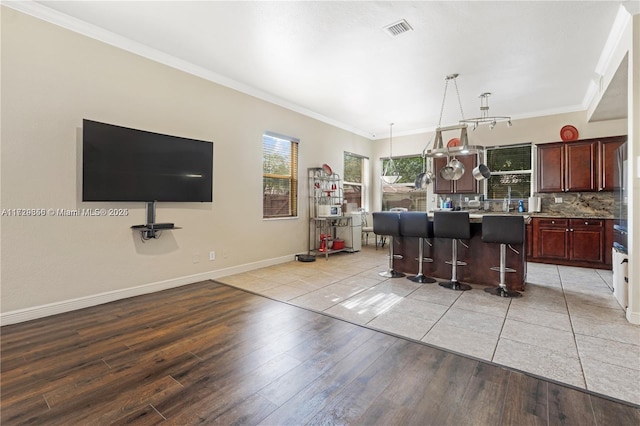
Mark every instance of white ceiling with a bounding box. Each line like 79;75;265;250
14;1;633;138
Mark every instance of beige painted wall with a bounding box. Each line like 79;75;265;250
0;8;372;315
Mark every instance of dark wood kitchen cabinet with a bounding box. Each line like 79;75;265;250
537;140;597;192
598;135;626;191
537;135;626;193
531;217;612;268
433;154;478;194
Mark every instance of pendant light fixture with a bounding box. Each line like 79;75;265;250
460;92;512;130
381;123;401;184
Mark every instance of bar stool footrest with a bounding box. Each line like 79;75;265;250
445;260;468;266
415;257;434;263
490;266;516;273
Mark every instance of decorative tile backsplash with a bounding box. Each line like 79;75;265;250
537;192;614;218
480;192;615;218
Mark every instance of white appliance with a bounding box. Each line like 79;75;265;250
318;205;342;217
612;248;629;310
337;212;362;251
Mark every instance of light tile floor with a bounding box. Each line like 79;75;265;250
217;245;640;405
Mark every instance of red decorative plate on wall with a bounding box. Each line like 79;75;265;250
447;138;460;147
560;125;579;141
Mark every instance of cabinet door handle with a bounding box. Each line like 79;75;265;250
570;229;574;232
584;221;588;225
566;229;569;232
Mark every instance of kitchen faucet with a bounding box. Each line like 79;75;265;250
503;186;511;212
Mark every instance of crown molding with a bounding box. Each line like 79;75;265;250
2;1;373;139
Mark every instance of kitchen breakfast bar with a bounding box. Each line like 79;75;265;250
390;212;529;292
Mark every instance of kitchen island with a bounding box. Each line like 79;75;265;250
394;213;528;291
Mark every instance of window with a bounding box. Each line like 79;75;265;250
263;132;298;218
381;155;425;211
343;152;368;209
486;143;532;200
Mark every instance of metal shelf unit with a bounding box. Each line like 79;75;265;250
308;167;353;259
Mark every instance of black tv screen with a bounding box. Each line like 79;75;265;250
82;119;213;202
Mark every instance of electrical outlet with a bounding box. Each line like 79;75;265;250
209;251;216;261
554;197;563;203
464;197;469;202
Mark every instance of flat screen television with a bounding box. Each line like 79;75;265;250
82;119;213;202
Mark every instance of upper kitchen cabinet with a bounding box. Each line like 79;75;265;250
433;155;478;194
565;140;598;191
537;142;566;192
537;136;626;193
598;135;626;191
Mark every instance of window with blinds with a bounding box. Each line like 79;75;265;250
262;132;298;218
486;143;532;200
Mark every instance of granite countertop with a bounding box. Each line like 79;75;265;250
428;210;614;223
528;212;614;219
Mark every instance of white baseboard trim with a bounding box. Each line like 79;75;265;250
0;254;295;326
626;309;640;325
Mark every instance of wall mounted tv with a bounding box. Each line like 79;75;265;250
82;119;213;202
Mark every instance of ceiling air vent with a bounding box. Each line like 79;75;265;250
384;19;413;37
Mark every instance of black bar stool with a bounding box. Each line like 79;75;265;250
373;212;405;278
399;212;436;284
482;215;524;298
433;211;471;291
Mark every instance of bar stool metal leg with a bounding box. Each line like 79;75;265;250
408;237;436;283
481;215;524;298
439;239;472;291
379;236;405;278
484;243;522;297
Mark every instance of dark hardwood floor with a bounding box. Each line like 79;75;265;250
1;280;638;425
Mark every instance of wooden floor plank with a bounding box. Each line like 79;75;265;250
501;371;548;426
548;382;596;425
257;331;396;425
397;351;478;425
590;393;640;426
110;404;166;426
1;280;638;426
445;362;512;425
305;339;424;425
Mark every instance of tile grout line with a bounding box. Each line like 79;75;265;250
559;265;589;390
490;298;513;362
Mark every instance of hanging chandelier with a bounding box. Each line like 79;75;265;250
381;122;401;184
460;92;512;130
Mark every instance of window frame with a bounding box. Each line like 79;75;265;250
343;151;368;210
484;143;533;200
262;131;299;219
380;154;425;211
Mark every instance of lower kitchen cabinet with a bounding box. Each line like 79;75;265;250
530;217;613;269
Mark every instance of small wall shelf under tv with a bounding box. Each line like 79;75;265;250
130;201;179;240
131;224;180;240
